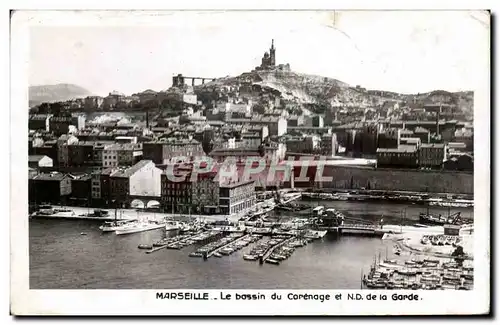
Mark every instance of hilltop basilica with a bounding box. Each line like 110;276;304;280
255;39;290;72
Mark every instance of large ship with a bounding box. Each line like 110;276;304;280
419;210;463;226
303;229;328;239
115;220;166;235
419;213;449;226
100;220;135;232
99;209;135;232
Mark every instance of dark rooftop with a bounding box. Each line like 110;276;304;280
219;179;255;189
377;145;417;153
30;173;68;181
420;143;446;148
28;155;49;163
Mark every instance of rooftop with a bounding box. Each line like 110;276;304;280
399;129;414;134
68;174;93;181
377;145;417;153
288;126;332;130
414;126;430;133
145;138;201;146
226;115;282;124
104;143;142;151
29;114;51;120
50;116;73;122
28;155;49;163
210;146;277;156
220;179;255;189
30;172;67;181
111;160;154;178
99;167;118;176
420;143;446;148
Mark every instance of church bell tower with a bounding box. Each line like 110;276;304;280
269;39;276;66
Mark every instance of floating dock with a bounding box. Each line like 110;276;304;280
208;234;250;258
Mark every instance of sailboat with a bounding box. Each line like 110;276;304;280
99;209;134;232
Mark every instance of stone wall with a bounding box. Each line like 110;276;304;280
289;165;473;194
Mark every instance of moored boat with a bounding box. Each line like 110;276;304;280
115;221;166;235
265;258;280;265
165;220;181;231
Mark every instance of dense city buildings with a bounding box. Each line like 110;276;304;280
218;180;256;215
143;138;204;165
419;143;447;169
27;39;474;210
29;172;72;204
28;155;53;169
376;145;419;169
109;160;162;205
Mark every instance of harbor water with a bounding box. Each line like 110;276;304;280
29;201;474;289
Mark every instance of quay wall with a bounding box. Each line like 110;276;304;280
285;166;473;195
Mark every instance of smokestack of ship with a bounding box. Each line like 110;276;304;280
146;109;149;128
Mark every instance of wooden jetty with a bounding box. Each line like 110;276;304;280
260;236;294;264
207;234;250;258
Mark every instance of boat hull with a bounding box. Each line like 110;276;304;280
115;223;165;235
419;214;446;226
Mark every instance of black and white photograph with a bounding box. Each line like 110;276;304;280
10;8;491;316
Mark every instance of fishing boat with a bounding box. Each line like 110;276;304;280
265;258;280;265
304;229;327;239
165;220;181;231
397;268;417;276
419;212;449;225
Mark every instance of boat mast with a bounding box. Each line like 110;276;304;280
401;209;405;233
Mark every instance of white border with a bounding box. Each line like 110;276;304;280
7;2;492;317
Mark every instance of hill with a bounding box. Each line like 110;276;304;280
29;83;91;107
192;69;473;116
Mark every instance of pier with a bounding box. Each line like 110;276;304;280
190;233;245;259
317;223;401;237
144;231;222;254
260;236;294;264
208;234;250;258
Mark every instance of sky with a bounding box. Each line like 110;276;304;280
28;10;490;96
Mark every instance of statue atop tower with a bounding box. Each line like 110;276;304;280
258;39;277;70
270;39;276;66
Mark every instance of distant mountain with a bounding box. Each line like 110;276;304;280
29;83;91;107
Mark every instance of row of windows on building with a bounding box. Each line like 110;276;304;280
165;196;192;203
229;199;254;214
